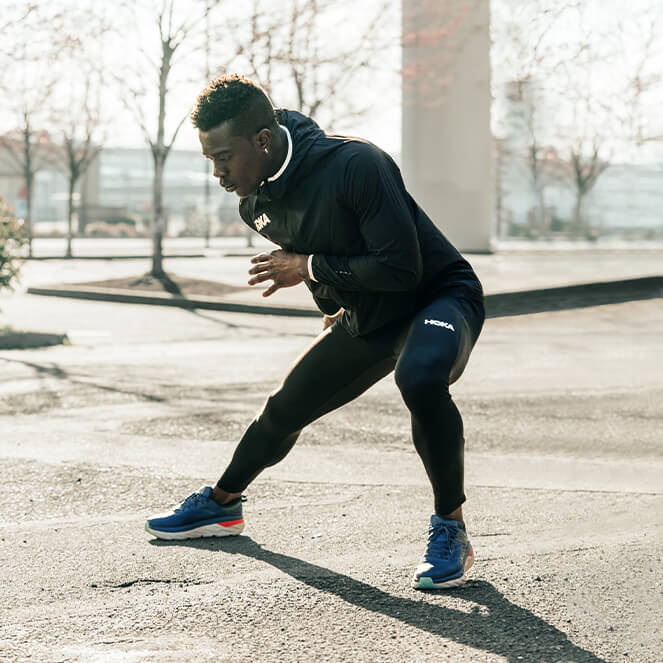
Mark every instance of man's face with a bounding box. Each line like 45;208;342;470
199;122;265;198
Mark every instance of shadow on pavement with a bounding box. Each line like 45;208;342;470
187;308;318;339
150;536;607;663
0;357;166;403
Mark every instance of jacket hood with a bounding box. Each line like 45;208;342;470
259;109;345;200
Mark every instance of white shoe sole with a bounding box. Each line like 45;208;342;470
145;519;245;540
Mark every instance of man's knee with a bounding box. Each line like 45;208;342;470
257;390;298;435
395;362;450;411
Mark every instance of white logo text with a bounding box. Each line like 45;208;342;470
255;214;271;231
424;319;455;331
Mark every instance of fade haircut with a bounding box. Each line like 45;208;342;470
191;74;278;137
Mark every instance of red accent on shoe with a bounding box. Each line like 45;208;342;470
218;519;243;527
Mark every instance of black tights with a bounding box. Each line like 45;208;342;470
218;289;485;515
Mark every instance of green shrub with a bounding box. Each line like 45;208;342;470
0;197;27;291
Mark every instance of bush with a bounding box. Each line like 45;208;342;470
0;197;26;292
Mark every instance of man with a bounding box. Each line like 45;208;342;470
146;74;485;590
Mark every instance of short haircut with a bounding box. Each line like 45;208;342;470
191;74;277;137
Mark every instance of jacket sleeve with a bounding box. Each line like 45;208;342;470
309;147;423;292
304;281;342;316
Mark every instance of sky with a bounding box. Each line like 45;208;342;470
101;0;403;155
2;0;662;164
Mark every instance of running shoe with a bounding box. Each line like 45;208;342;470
412;514;474;589
145;486;244;540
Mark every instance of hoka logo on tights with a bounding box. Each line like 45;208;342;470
424;319;455;331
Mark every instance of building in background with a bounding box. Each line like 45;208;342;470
0;146;240;237
0;133;66;224
1;138;661;240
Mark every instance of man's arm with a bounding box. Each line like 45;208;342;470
246;146;422;298
309;147;423;292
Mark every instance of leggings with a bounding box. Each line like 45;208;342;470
217;287;485;515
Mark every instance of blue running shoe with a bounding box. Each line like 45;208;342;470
145;486;244;540
412;515;474;589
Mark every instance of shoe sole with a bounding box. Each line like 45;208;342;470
412;544;474;590
145;519;245;540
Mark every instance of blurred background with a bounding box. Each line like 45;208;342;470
1;0;662;260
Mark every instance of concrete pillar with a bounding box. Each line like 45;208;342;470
402;0;494;252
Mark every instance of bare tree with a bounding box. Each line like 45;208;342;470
58;77;105;258
47;6;111;259
0;3;64;256
114;0;225;280
203;0;213;248
224;0;393;129
567;140;610;235
491;0;663;238
617;2;663;148
549;3;623;237
0;3;39;73
0;102;57;258
491;0;582;237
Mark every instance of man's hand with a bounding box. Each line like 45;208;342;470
323;309;344;330
248;249;309;297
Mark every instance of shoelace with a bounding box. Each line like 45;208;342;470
424;523;454;561
175;491;209;512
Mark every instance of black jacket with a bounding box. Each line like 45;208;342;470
239;109;483;336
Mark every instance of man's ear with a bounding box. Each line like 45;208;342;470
255;128;272;151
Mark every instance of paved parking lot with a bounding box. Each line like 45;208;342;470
1;271;661;661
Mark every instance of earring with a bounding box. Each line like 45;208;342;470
264;148;269;154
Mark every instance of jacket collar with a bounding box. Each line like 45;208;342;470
267;125;293;183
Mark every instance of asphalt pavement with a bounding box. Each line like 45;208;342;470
0;250;662;662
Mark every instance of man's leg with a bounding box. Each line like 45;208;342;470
146;321;397;539
216;322;397;495
394;291;484;588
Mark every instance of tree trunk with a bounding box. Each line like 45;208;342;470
535;186;547;236
573;193;584;234
150;38;173;279
25;172;33;258
78;196;87;235
151;155;165;277
66;174;75;258
495;142;504;239
23;123;33;258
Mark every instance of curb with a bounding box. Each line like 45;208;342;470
23;254;206;261
484;275;663;318
26;276;663;319
26;285;321;317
